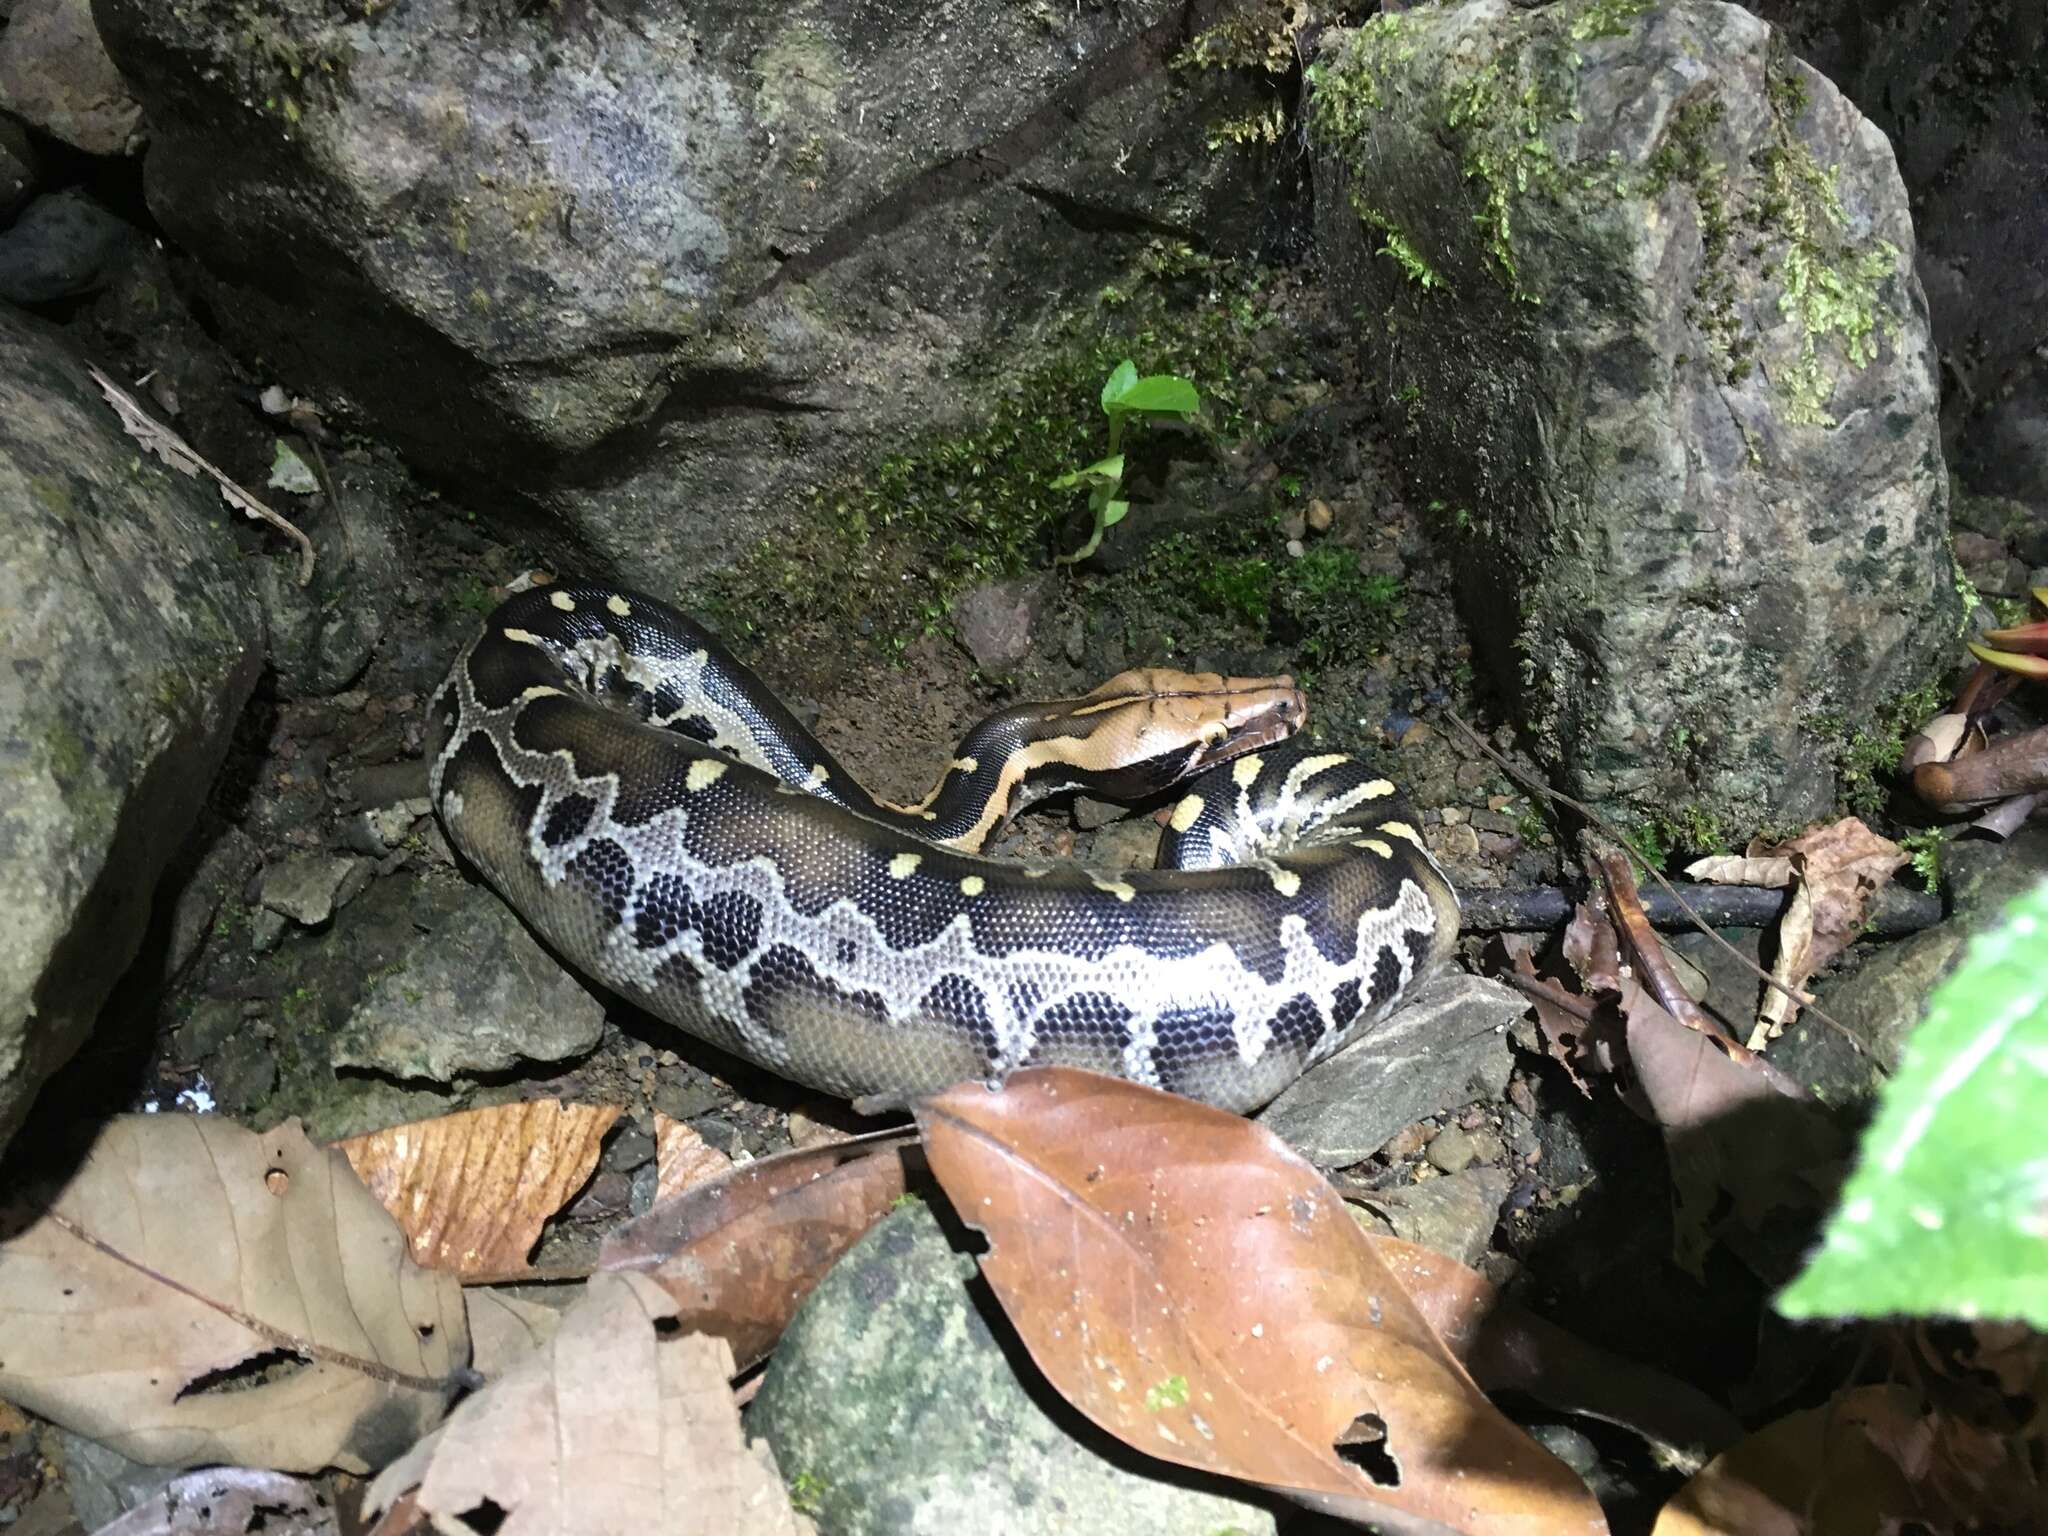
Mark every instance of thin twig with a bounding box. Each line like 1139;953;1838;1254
1496;966;1597;1022
1444;710;1868;1057
47;1209;458;1394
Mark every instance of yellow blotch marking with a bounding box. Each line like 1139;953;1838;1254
1297;753;1350;778
1232;755;1264;788
517;685;565;702
1022;865;1052;878
1353;838;1395;858
685;760;726;792
1269;868;1302;898
689;649;710;667
549;590;577;611
606;594;633;617
959;875;986;897
889;852;923;879
956;756;979;775
1358;778;1396;799
1169;794;1204;832
1378;820;1426;848
1089;873;1137;903
808;763;830;784
501;627;544;646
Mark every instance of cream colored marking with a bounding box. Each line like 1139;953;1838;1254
1294;753;1351;780
501;627;546;646
690;648;710;667
889;852;923;880
1378;820;1426;848
1169;794;1205;833
1022;865;1053;878
606;594;633;617
1353;837;1396;858
807;763;831;784
1357;778;1396;799
1268;868;1302;898
1231;754;1265;788
882;756;981;817
959;875;986;897
1088;873;1137;903
685;759;726;792
517;685;566;702
549;590;577;611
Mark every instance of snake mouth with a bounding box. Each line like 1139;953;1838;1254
1183;693;1307;772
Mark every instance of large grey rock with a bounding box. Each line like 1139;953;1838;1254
0;188;136;304
94;0;1267;590
0;0;142;154
0;114;38;222
332;879;606;1083
0;309;261;1156
748;1202;1277;1536
1308;0;1959;831
1258;972;1518;1168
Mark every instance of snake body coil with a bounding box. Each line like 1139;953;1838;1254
428;583;1460;1112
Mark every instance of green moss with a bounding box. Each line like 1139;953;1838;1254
1829;678;1948;817
1276;547;1403;667
1569;0;1654;41
1898;827;1945;890
42;721;89;787
29;474;74;518
1353;202;1446;291
1629;801;1729;868
696;249;1270;656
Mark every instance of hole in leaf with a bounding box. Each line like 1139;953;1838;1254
651;1316;683;1338
456;1498;508;1534
175;1348;312;1400
418;1323;435;1340
1334;1413;1400;1487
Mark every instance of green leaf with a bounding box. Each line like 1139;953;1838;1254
1111;375;1200;418
1101;498;1130;527
1048;453;1124;492
1777;880;2048;1327
1099;359;1139;413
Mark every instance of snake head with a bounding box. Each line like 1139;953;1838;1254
1062;668;1308;799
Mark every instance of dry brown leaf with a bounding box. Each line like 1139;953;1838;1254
0;1115;465;1472
1683;853;1795;887
916;1068;1606;1535
1750;818;1908;1047
85;1468;337;1536
1652;1385;1931;1535
464;1291;563;1380
1366;1235;1739;1469
653;1112;734;1205
362;1272;812;1536
337;1101;620;1281
88;366;316;585
600;1127;916;1375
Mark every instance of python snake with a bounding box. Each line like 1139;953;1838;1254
428;582;1460;1112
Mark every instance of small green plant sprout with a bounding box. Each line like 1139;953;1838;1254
1052;359;1199;564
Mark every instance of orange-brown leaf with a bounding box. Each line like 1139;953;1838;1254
599;1127;917;1374
337;1101;620;1280
652;1114;734;1206
916;1068;1605;1534
1367;1236;1739;1465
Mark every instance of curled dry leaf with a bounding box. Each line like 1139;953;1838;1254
653;1112;734;1206
364;1272;812;1536
1748;818;1908;1048
1683;852;1795;888
1652;1385;1942;1536
88;367;316;586
84;1467;337;1536
915;1068;1605;1535
1367;1235;1740;1468
0;1116;466;1473
464;1291;563;1381
600;1126;918;1375
337;1100;620;1281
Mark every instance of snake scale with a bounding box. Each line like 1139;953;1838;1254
428;583;1460;1112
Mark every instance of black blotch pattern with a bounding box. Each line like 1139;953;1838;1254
566;838;636;928
1331;977;1364;1030
541;793;597;848
920;974;1000;1064
1034;992;1134;1051
1402;925;1435;974
1268;993;1326;1052
1154;1002;1234;1089
633;872;698;951
699;890;764;970
1370;945;1404;1009
741;944;889;1044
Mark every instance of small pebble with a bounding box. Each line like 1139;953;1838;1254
1306;498;1334;532
1425;1126;1478;1175
1379;1122;1435;1161
1285;538;1305;559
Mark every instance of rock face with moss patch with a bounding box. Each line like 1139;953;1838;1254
0;310;261;1157
1308;0;1959;831
95;0;1270;589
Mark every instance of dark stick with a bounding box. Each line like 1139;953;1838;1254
1459;882;1941;938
